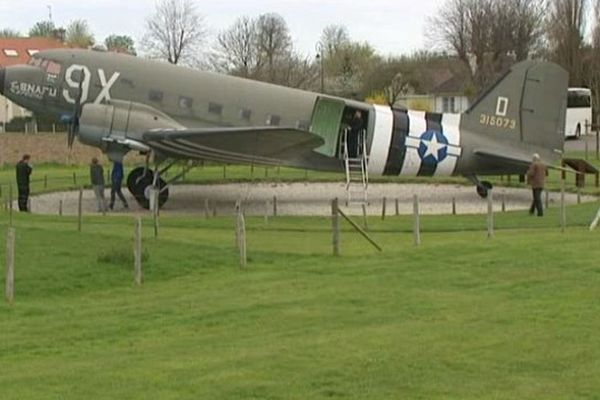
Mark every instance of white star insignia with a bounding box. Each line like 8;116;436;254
423;135;446;161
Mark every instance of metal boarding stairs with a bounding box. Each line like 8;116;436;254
342;128;369;205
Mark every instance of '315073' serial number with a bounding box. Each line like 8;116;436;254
479;114;516;130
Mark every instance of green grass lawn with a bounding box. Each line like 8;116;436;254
1;206;600;399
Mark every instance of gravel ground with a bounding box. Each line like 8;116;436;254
25;182;595;217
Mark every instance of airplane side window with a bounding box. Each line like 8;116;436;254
149;89;163;102
209;102;223;115
239;108;252;121
179;96;193;109
267;115;281;126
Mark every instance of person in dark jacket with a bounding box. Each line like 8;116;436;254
90;157;106;212
347;110;364;158
109;161;129;210
526;153;547;217
15;154;32;212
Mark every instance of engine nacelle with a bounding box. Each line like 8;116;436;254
78;100;184;151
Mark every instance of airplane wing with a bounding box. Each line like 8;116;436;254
143;126;343;171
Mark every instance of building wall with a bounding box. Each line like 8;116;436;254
0;95;32;131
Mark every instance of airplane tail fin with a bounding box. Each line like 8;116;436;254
462;61;568;157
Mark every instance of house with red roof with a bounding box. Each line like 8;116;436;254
0;37;67;131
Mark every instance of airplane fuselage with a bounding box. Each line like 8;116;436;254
0;49;568;179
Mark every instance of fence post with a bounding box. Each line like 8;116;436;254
152;188;159;238
134;217;143;285
452;197;456;215
5;227;15;304
561;178;566;233
8;183;13;227
487;190;494;239
44;174;48;189
332;198;340;256
501;193;506;213
77;187;83;232
73;172;77;186
413;195;421;246
381;197;387;221
235;201;247;269
362;203;368;231
273;196;278;217
204;199;210;219
545;190;549;210
395;198;399;216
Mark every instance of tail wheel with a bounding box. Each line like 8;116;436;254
576;124;581;139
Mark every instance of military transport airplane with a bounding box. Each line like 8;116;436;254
0;49;568;208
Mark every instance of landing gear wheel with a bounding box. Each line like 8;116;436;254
576;124;581;139
127;169;170;209
127;167;151;194
476;181;493;199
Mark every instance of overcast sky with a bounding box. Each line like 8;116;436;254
1;0;442;57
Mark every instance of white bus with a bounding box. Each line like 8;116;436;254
565;87;592;138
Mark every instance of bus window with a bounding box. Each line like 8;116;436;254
567;90;591;108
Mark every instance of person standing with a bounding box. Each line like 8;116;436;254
90;157;106;212
109;161;129;210
526;153;547;217
15;154;32;212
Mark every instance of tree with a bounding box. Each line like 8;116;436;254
546;0;589;86
429;0;545;90
29;20;56;37
213;16;261;78
105;35;137;55
255;13;292;81
141;0;208;65
66;19;95;48
0;29;20;38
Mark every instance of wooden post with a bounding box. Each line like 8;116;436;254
250;163;255;178
332;198;340;256
577;188;581;204
362;203;368;231
452;197;456;215
395;198;399;216
73;172;77;186
77;187;83;232
413;195;421;246
222;164;227;179
501;193;506;213
235;202;247;269
8;183;13;227
5;227;15;304
134;217;143;285
381;197;387;221
596;128;599;161
264;200;269;223
487;190;494;239
561;178;566;233
545;190;549;210
59;200;63;216
212;203;217;217
204;199;210;219
44;174;48;189
273;195;278;217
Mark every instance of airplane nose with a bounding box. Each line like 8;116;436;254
0;67;4;95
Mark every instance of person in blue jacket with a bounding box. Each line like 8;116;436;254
109;161;129;210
